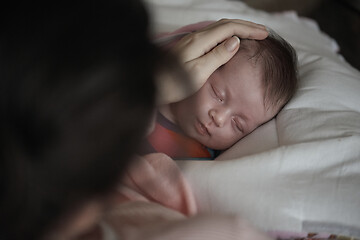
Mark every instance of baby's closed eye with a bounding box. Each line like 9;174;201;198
211;84;225;103
231;117;244;133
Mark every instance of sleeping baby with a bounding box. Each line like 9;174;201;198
140;24;298;160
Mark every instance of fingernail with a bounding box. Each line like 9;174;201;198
225;36;240;52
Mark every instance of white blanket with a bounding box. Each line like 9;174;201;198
144;0;360;237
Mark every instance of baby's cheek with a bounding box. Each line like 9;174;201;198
212;129;239;149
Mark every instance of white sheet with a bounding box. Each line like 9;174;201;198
144;0;360;237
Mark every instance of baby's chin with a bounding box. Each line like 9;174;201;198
187;128;233;150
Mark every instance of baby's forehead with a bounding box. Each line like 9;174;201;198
216;56;264;88
226;45;265;76
213;46;266;95
238;38;260;51
238;40;264;64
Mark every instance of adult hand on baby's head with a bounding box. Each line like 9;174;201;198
156;19;268;105
173;19;268;97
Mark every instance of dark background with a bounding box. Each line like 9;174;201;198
307;0;360;70
238;0;360;70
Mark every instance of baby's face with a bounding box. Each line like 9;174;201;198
170;52;279;150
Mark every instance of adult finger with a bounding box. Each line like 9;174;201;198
185;36;240;89
174;21;267;62
200;18;267;33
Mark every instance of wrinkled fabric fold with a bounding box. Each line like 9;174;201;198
116;153;197;216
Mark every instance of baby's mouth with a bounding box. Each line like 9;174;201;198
196;119;211;136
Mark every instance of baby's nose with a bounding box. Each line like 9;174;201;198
209;109;230;128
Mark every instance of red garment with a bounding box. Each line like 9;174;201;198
141;112;213;159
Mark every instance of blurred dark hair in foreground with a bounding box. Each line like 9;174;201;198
0;1;166;239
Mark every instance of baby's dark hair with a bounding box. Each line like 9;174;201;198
238;30;298;111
